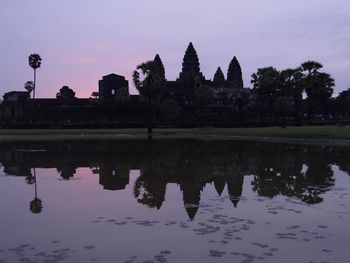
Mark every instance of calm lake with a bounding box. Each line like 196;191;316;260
0;140;349;263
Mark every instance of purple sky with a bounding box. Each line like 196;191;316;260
0;0;349;98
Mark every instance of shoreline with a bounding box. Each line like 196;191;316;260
0;126;350;147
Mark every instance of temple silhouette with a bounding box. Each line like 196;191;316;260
2;41;349;127
0;42;256;128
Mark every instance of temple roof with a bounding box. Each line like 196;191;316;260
154;54;166;80
227;56;243;88
213;67;225;82
178;42;204;81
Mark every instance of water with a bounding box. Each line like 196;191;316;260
0;140;349;263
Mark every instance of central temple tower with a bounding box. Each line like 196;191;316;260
178;42;205;81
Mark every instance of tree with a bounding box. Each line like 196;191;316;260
300;61;334;122
24;81;34;95
300;61;323;75
279;68;304;124
56;86;76;101
133;61;165;136
335;88;350;117
28;54;42;99
251;67;281;121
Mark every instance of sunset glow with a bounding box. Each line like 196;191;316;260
1;0;349;98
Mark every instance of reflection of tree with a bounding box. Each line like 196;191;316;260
30;198;43;214
300;149;334;204
25;174;35;184
29;168;43;214
133;169;166;209
333;148;350;176
57;166;76;180
251;145;334;204
133;144;166;209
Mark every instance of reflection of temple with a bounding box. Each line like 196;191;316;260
1;140;348;219
178;175;244;219
98;163;130;191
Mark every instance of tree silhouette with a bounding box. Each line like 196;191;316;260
301;61;323;75
25;174;35;185
56;86;76;101
300;61;334;122
279;68;304;124
251;67;281;121
133;61;165;136
336;88;350;117
28;54;42;99
24;81;34;96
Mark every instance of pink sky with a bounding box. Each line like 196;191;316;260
0;0;349;98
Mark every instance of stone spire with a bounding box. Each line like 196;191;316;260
153;54;166;80
178;42;204;81
213;67;225;82
227;56;243;88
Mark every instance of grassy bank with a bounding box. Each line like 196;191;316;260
0;126;350;146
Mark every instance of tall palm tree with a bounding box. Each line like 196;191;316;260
28;54;42;99
133;60;165;137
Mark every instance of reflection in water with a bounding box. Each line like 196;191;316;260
29;168;42;214
0;140;348;219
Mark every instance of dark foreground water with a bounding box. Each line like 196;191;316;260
0;140;349;263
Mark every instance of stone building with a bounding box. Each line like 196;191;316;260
0;42;256;127
156;42;254;124
98;73;129;100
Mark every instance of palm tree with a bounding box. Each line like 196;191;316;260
300;61;323;75
24;81;34;96
133;60;165;137
28;54;42;99
300;61;334;122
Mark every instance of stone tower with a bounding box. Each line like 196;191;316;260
227;56;243;89
153;54;166;80
178;42;204;81
213;67;225;82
